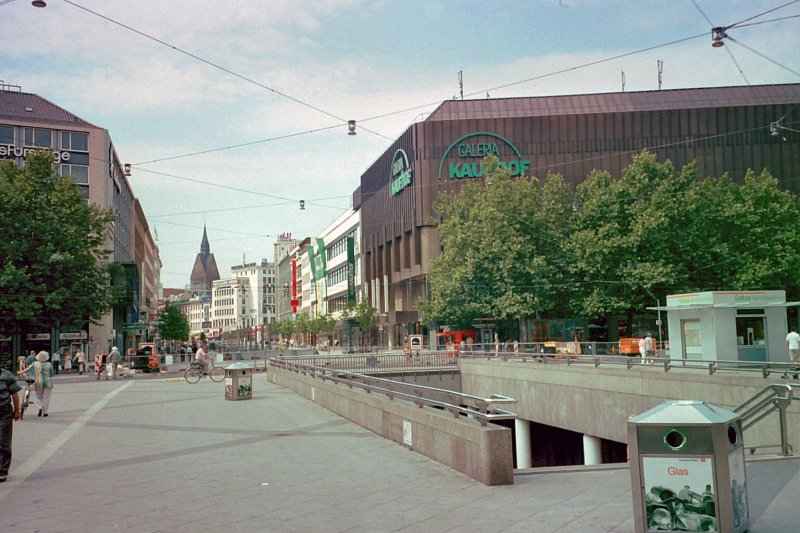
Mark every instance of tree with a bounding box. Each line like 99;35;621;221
157;304;189;343
0;151;117;336
568;152;800;327
419;155;574;327
418;149;800;335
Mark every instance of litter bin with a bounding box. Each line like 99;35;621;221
628;400;749;533
224;362;252;401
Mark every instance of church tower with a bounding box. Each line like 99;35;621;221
189;225;220;295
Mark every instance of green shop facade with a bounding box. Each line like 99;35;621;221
354;84;800;347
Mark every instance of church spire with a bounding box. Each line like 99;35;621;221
200;224;210;255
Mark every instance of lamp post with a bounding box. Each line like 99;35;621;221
642;286;663;351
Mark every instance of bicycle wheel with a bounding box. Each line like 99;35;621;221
208;365;225;382
184;367;201;384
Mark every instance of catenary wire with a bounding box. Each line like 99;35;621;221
117;11;795;170
60;0;392;141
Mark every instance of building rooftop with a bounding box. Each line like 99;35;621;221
426;83;800;121
0;86;100;129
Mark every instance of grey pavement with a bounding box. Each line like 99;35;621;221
1;372;798;532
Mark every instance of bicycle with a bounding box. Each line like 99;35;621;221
18;377;35;420
184;361;224;383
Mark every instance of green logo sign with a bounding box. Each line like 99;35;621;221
438;132;530;179
390;149;412;195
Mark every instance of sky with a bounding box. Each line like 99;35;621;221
2;0;799;289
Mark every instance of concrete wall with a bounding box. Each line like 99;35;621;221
269;367;513;485
459;359;800;452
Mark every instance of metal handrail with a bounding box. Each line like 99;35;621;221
273;350;800;379
457;350;800;378
734;383;796;456
269;357;517;426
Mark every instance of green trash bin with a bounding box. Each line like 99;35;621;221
628;400;749;533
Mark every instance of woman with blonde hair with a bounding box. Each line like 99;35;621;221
26;351;54;417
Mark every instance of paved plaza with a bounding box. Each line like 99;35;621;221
1;371;798;532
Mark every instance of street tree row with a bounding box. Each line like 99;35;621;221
418;151;800;332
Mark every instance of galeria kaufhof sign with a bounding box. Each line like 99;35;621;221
390;148;412;196
438;132;530;179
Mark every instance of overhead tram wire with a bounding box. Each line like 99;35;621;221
724;0;800;30
690;0;750;85
726;37;800;78
121;15;795;169
131;123;343;166
60;0;392;141
133;167;348;210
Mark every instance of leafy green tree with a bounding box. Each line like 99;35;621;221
418;149;800;335
157;304;189;343
419;155;574;327
568;152;800;329
0;151;117;336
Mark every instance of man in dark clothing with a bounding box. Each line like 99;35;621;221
0;368;22;482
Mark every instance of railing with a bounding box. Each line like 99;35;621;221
269;357;517;426
274;351;459;375
734;383;797;456
459;350;800;379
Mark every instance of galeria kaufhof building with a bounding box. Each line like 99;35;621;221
354;84;800;346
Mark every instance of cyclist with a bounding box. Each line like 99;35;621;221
195;341;210;376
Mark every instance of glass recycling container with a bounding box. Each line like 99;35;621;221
628;400;749;533
224;362;253;401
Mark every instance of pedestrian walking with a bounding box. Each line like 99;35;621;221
783;326;800;380
108;346;121;380
63;353;72;374
644;332;657;364
26;351;54;417
25;351;36;367
52;351;61;374
95;352;108;381
0;365;22;482
16;355;26;374
74;350;87;375
638;336;646;364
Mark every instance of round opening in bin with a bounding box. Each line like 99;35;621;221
727;424;739;446
664;428;687;450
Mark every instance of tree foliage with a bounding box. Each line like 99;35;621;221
157;304;190;342
420;151;800;326
419;155;574;326
0;151;117;334
344;298;377;332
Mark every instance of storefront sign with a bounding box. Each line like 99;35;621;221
438;132;530;179
60;331;88;340
307;237;327;281
346;236;356;302
0;144;71;163
27;333;51;341
390;149;412;195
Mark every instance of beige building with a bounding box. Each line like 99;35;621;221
0;82;157;359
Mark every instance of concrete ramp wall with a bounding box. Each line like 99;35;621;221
269;367;513;485
459;359;800;452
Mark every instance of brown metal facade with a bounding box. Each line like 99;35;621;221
358;84;800;343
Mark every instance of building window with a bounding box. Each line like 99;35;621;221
61;164;89;184
61;131;88;152
24;127;52;148
0;125;13;144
